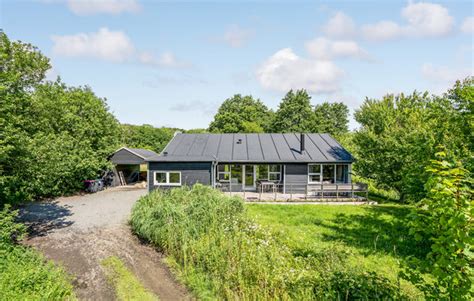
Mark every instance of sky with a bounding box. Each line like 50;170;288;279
1;0;473;130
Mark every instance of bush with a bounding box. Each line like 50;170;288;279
0;205;75;300
131;185;408;299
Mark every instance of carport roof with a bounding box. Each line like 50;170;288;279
148;133;354;163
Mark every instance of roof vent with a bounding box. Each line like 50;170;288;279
236;138;242;144
163;151;168;156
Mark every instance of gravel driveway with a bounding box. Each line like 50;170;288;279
20;186;189;301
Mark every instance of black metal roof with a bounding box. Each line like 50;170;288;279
148;133;354;163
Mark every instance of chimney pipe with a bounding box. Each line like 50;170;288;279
300;133;305;153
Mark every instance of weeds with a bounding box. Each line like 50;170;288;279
101;256;157;301
0;205;75;300
131;185;411;300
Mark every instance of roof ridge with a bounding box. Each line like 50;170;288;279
307;133;330;160
257;133;265;160
200;134;210;156
282;133;297;160
270;133;281;160
185;134;198;156
320;133;343;160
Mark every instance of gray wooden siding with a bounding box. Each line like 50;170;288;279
110;149;145;165
284;164;308;193
148;162;212;191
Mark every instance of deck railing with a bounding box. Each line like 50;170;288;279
215;182;369;201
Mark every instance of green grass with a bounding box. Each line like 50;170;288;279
247;204;428;298
131;185;424;300
101;256;158;301
0;205;75;300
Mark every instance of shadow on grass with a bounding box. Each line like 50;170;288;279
317;206;430;261
18;201;74;237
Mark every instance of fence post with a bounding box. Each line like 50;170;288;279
290;184;293;201
351;182;354;199
229;183;232;196
305;185;308;200
274;185;277;201
320;184;323;200
243;189;246;200
336;184;339;201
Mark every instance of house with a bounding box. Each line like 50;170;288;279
146;133;355;194
110;147;159;185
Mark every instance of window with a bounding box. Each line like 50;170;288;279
154;171;181;186
336;165;348;183
217;165;231;182
322;165;335;183
268;165;281;182
308;164;321;184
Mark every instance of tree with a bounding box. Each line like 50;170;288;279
271;89;314;133
401;150;473;300
353;78;473;202
0;32;121;204
121;124;179;153
208;94;272;133
313;102;349;136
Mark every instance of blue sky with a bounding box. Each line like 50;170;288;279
2;0;473;130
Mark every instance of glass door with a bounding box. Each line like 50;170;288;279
243;165;256;190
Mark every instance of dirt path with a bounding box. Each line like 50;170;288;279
20;187;190;301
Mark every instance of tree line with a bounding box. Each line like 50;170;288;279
208;90;349;137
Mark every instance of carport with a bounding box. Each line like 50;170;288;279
109;147;158;185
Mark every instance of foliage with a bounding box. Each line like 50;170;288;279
131;185;411;299
101;256;157;301
0;31;121;204
208;94;273;133
353;79;473;202
121;124;179;153
401;151;473;300
0;205;75;300
313;102;349;136
270;89;315;133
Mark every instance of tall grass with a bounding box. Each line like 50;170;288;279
0;205;75;300
131;185;408;300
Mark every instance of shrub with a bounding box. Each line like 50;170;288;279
0;205;75;300
131;185;408;299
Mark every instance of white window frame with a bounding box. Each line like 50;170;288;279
308;164;322;184
154;171;182;186
268;165;282;182
308;164;350;184
217;165;231;183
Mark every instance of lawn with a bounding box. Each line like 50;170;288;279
247;204;429;298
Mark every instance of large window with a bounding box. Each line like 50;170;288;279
217;164;231;182
309;164;350;184
154;171;181;186
268;165;281;182
308;164;321;184
322;165;335;183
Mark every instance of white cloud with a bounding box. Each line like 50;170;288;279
362;1;454;41
52;27;188;68
361;21;403;41
461;17;474;34
421;63;471;84
322;11;356;38
51;27;135;62
305;37;370;60
66;0;141;15
223;25;254;48
138;51;190;68
256;48;344;94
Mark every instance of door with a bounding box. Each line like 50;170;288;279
243;165;256;190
